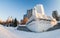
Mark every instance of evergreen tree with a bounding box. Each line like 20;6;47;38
13;18;17;27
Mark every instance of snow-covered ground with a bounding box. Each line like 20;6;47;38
0;25;60;38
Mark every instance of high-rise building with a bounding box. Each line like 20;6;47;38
52;11;59;21
23;14;27;19
27;9;33;19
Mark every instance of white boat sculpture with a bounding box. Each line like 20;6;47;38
26;4;57;32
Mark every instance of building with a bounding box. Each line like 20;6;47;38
58;16;60;21
23;14;27;19
27;9;33;19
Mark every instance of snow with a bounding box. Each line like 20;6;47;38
26;20;53;32
0;25;60;38
0;25;21;38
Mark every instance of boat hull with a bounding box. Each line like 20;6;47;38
26;20;53;32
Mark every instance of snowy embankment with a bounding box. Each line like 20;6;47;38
2;25;60;38
0;25;22;38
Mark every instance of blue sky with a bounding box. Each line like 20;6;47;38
0;0;60;21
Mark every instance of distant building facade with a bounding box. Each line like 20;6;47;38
23;14;27;19
20;9;33;25
27;9;33;19
52;10;59;21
